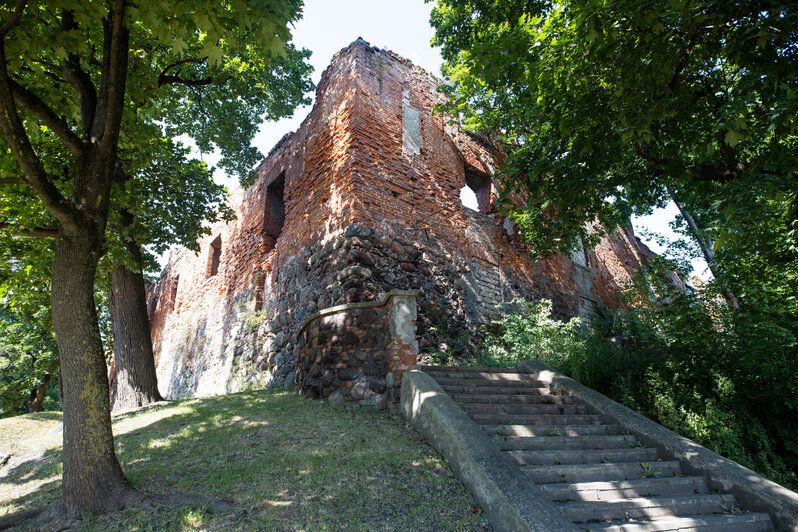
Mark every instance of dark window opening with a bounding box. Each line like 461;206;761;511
263;172;286;251
253;274;266;312
208;235;222;278
462;166;493;214
169;276;179;312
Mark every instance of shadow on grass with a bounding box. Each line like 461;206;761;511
3;388;486;531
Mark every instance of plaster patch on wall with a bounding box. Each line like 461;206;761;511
402;89;422;156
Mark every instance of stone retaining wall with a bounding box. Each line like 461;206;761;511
295;290;417;407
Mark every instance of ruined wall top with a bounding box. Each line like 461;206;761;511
146;37;654;400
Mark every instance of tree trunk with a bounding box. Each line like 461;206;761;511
667;187;740;310
26;373;50;413
51;231;136;514
109;240;163;412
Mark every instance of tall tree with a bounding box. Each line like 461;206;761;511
105;138;232;412
0;0;311;515
108;236;163;411
429;0;797;305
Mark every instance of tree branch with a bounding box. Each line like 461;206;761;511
0;221;59;238
96;0;129;157
0;42;81;232
634;140;746;184
157;75;215;87
0;177;27;186
61;10;97;138
157;58;216;87
9;80;84;154
0;0;26;38
159;57;207;76
691;162;748;183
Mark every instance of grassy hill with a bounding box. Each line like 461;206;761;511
0;389;487;531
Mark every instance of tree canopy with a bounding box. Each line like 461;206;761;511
430;0;797;264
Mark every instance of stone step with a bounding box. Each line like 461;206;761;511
425;370;544;381
451;393;577;405
540;476;710;502
483;424;623;437
433;376;550;387
422;365;517;373
441;384;562;395
495;434;637;451
462;403;590;416
420;366;774;532
469;413;602;425
507;447;659;466
564;493;736;522
521;461;682;484
582;512;773;531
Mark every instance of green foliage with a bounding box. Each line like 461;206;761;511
0;0;313;272
479;296;798;489
430;0;797;265
424;307;472;366
477;299;587;370
0;234;59;417
0;303;59;418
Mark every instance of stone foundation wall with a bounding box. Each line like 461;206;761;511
295;290;417;407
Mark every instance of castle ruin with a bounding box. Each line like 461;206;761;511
146;39;656;407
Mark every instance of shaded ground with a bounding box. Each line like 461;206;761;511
0;389;488;531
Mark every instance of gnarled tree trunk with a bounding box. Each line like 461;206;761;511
109;240;162;412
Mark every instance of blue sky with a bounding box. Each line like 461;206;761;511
188;0;709;279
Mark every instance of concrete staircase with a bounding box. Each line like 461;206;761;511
421;366;774;531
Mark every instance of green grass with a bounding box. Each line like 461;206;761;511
0;389;487;531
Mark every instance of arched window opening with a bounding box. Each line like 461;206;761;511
208;235;222;278
264;172;286;250
462;166;493;214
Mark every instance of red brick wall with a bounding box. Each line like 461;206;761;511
147;38;654;400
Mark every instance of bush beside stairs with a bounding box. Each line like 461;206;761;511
401;364;798;531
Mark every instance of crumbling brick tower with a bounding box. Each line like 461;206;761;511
147;39;654;406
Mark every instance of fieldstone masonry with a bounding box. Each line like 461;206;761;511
147;38;658;406
294;290;417;407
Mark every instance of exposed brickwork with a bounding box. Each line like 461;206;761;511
147;38;657;402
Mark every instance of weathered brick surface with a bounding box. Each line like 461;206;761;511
147;38;656;400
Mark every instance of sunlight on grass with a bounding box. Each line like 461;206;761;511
1;388;487;530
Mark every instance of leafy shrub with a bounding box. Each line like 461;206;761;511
478;294;798;489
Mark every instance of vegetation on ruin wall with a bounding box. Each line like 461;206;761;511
476;289;798;490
